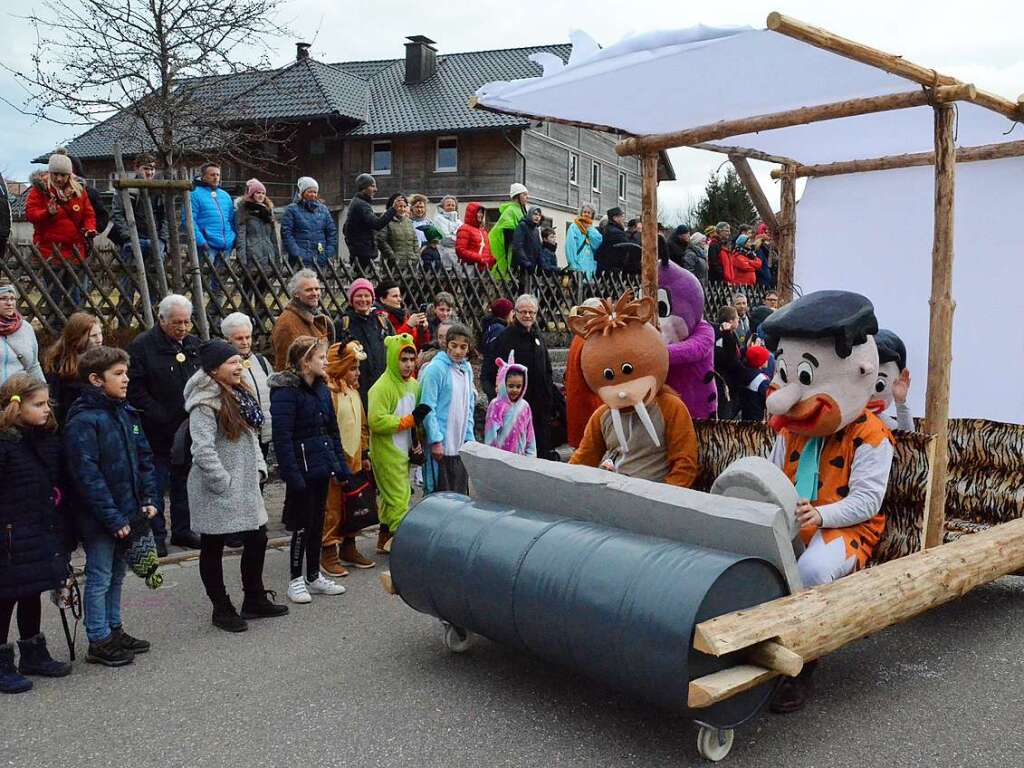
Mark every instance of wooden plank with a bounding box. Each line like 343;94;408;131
729;155;780;237
139;189;170;299
687;665;777;709
766;12;1023;121
692;516;1024;662
640;152;659;307
615;85;976;156
922;104;956;549
112;178;193;190
773;140;1024;178
776;167;797;304
180;191;211;341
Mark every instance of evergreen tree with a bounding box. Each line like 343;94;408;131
688;168;758;231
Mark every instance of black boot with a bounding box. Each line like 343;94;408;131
170;531;202;549
212;599;248;633
0;643;32;693
769;660;817;714
86;635;134;667
109;626;150;655
240;590;289;620
17;633;71;678
155;538;168;558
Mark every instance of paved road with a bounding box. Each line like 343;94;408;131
5;531;1024;768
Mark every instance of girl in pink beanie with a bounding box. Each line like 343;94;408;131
244;178;267;201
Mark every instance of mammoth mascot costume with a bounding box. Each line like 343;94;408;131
658;258;717;420
568;292;699;488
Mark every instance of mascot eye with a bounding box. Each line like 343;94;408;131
875;379;886;393
657;288;670;318
603;368;614;380
778;361;788;384
797;361;814;386
621;363;634;375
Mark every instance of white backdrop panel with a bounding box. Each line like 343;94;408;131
795;157;1024;425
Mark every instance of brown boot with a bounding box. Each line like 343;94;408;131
339;538;376;569
376;526;392;555
320;546;349;578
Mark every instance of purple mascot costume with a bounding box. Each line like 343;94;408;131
657;258;717;419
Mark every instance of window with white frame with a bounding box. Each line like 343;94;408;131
436;136;458;172
618;172;627;200
591;160;601;193
569;153;579;185
371;141;392;175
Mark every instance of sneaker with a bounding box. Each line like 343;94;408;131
287;577;312;604
376;526;392;554
86;635;134;667
240;590;290;620
339;540;376;569
306;572;346;596
0;643;33;694
320;546;349;578
109;626;150;655
17;633;71;677
211;600;248;633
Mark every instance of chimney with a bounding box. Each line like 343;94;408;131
296;42;311;61
404;35;437;85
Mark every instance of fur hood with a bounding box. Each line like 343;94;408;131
267;370;305;390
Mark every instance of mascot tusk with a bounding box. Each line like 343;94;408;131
609;407;629;451
633;400;662;448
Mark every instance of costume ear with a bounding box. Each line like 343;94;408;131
633;296;658;326
495;357;507;370
568;314;590;338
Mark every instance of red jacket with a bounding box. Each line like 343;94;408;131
455;202;495;271
25;172;96;263
376;307;431;350
730;249;762;286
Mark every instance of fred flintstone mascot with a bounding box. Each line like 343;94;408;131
760;290;894;713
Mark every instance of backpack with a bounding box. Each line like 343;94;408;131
170;418;193;470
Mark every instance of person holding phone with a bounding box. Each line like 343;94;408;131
372;279;431;350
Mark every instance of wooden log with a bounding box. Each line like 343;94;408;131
640;151;659;308
113;144;154;328
772;140;1024;178
180;192;211;341
112;178;193;190
164;191;184;292
139;190;170;299
692;515;1024;664
729;155;780;237
766;12;1022;121
776;167;797;304
615;85;976;156
380;570;395;595
745;640;803;677
687;665;776;709
922;104;956;549
694;143;800;166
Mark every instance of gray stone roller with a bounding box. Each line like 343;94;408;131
391;493;787;728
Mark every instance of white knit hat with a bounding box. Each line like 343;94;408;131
509;182;528;199
48;150;73;176
296;176;319;194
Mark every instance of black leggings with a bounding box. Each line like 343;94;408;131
0;595;42;644
199;527;268;604
285;479;329;581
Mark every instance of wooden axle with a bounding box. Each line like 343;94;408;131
771;141;1024;179
615;84;976;156
766;11;1022;121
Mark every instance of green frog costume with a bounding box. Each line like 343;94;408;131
488;199;525;280
368;334;420;530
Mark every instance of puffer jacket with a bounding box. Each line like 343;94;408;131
235;199;281;266
454;202;495;271
185;180;236;251
281;198;337;265
268;371;348;490
24;171;97;263
0;426;69;601
511;208;543;272
63;387;158;541
376;216;419;267
343;192;395;266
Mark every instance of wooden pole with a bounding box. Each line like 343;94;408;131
729;155;780;237
180;191;211;341
773;140;1024;179
615;85;976;156
922;104;956;549
112;144;154;329
640;151;659;305
164;191;184;292
112;178;193;190
139;190;169;299
776;166;797;304
695;143;800;166
692;515;1024;682
766;12;1023;121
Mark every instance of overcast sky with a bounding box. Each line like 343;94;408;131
2;0;1021;214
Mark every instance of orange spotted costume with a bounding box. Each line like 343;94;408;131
773;410;894;571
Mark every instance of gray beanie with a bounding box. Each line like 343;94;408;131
48;150;73;175
296;176;319;195
355;173;376;191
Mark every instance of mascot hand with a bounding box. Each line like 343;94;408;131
892;368;911;404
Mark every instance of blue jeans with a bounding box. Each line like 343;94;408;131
82;536;127;643
151;454;191;541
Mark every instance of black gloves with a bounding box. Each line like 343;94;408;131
412;403;432;425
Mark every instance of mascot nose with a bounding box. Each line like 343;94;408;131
766;382;803;416
618;391;627;400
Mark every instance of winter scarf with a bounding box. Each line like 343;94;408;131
0;310;23;337
233;385;265;430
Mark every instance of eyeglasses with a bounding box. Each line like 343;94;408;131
516;309;537;316
166;319;192;328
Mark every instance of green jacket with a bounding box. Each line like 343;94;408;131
488;200;525;280
376;217;419;267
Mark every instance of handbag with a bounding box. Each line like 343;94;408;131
340;471;378;535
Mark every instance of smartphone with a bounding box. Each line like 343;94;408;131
419;303;428;314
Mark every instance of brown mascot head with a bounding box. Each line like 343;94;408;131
568;291;668;447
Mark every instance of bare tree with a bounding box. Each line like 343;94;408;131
4;0;291;173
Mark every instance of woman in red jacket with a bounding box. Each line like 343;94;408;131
454;202;495;272
25;150;97;265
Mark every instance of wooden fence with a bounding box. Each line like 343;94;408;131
2;241;768;346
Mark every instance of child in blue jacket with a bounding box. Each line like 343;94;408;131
417;324;476;495
64;346;158;668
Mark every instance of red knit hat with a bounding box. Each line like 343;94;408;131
746;345;770;370
491;298;514;318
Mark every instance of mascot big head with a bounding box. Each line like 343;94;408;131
868;329;907;416
760;291;879;437
657;259;704;344
568;292;668;449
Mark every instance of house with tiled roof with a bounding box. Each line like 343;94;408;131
39;36;675;260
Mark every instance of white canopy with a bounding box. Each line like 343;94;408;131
475;26;1021;164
